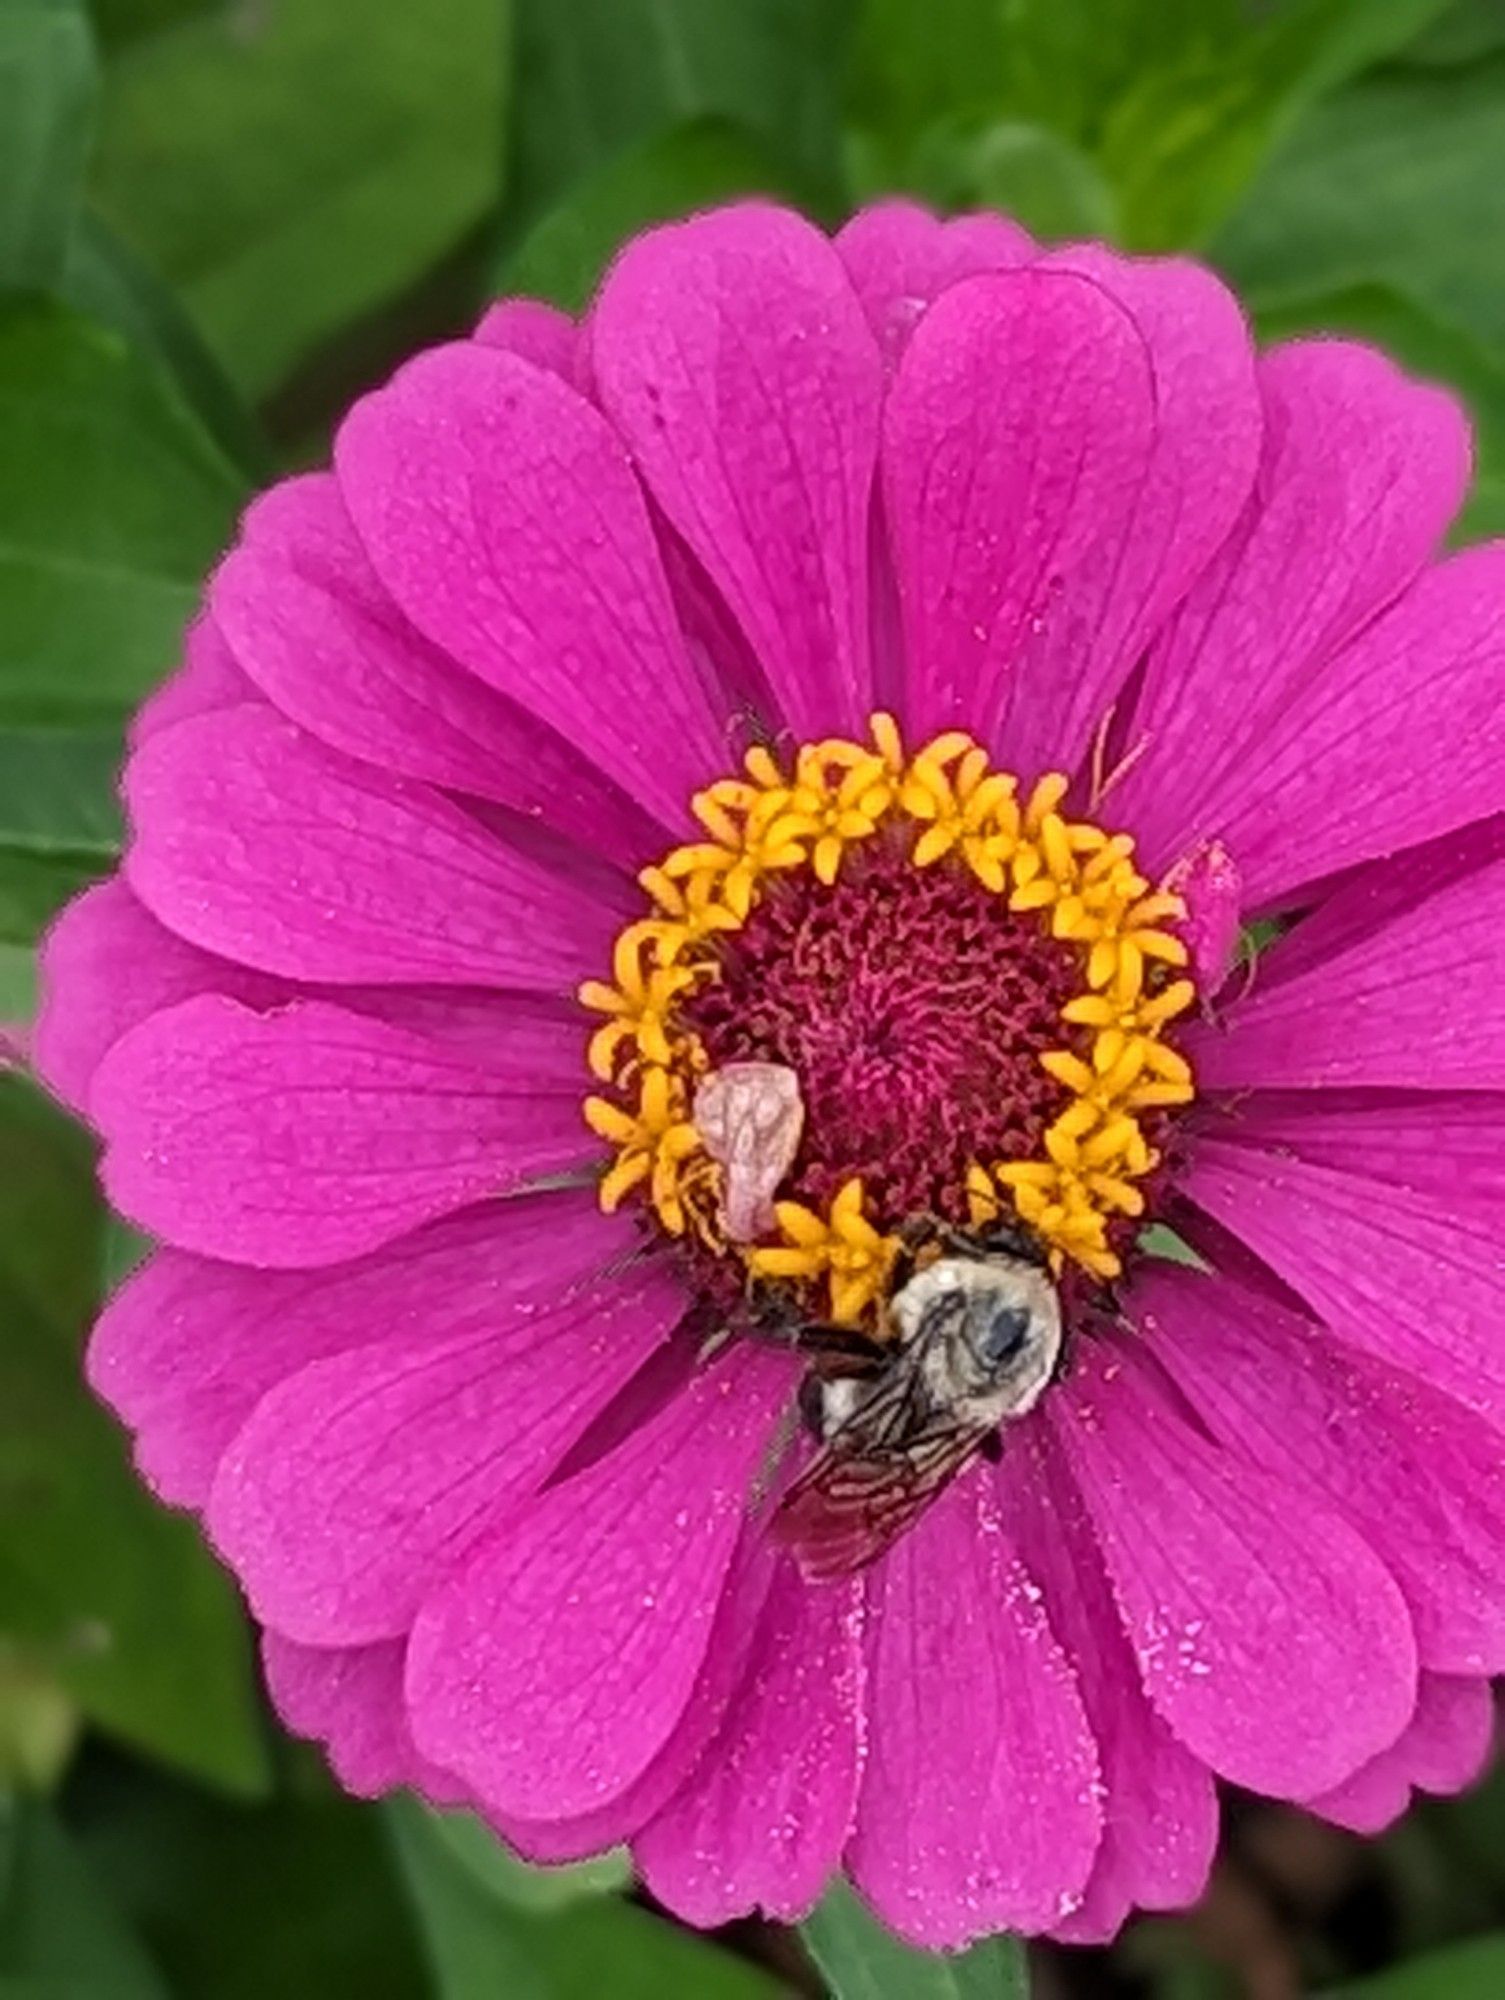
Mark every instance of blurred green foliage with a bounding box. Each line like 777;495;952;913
0;1078;267;1797
3;0;1505;1993
88;0;506;399
389;1797;780;2000
803;1877;1028;1997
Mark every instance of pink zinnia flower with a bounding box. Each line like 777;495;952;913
37;200;1505;1950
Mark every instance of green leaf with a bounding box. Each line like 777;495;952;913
1136;1223;1212;1273
503;118;790;310
0;298;243;727
0;944;36;1021
88;0;506;402
0;852;99;951
802;1878;1029;1999
1216;50;1505;352
1327;1934;1505;1997
853;0;1448;247
0;719;117;997
99;1218;152;1295
420;1807;630;1913
0;1;267;481
905;116;1118;241
0;1662;81;1791
965;122;1117;239
0;0;97;289
0;1071;101;1336
0;1076;269;1797
90;0;218;53
847;0;1005;153
0;728;121;861
1249;284;1505;545
1097;0;1452;249
0;1795;167;1995
504;0;851;248
387;1796;776;2000
1400;0;1505;67
979;0;1247;150
67;1755;430;2000
61;214;272;482
1237;915;1287;962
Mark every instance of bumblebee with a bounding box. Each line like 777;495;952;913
763;1214;1064;1579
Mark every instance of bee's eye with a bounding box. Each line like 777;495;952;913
976;1303;1032;1364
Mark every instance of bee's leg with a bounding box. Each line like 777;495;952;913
796;1371;828;1440
740;1282;811;1345
898;1210;1049;1271
795;1320;889;1371
968;1216;1050;1268
1095;1278;1127;1322
891;1210;948;1291
1049;1325;1073;1385
890;1240;917;1293
978;1429;1004;1464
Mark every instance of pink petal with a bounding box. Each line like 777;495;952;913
213;475;660;864
125;704;626;991
323;988;592;1074
634;1559;864;1926
489;1525;781;1866
835;200;1034;364
999;1428;1218;1931
89;1191;627;1508
591;202;883;738
652;522;783;732
473;298;577;375
130;613;257;745
1207;546;1505;909
35;877;282;1117
1143;1260;1505;1673
92;995;589;1267
846;1468;1102;1947
1250;815;1505;993
882;267;1156;745
37;880;593;1126
1180;1134;1505;1429
1192;851;1505;1091
1115;340;1470;873
1212;1088;1505;1201
335;340;729;832
406;1346;794;1822
1306;1674;1494;1834
211;1261;685;1646
998;248;1261;782
1049;1334;1417;1800
261;1634;453;1799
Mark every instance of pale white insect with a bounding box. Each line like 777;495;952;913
691;1060;805;1242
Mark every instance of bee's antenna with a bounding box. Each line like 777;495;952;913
747;1396;804;1517
592;1238;664;1287
1087;703;1150;813
505;1164;601;1198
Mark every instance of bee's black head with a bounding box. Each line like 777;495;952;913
972;1299;1033;1366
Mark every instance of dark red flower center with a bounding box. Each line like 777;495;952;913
683;833;1080;1230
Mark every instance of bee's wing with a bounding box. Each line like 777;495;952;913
756;1297;992;1574
772;1411;991;1581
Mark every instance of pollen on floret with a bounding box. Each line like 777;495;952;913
745;1177;900;1326
577;713;1197;1321
583;1065;709;1237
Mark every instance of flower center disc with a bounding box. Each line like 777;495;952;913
684;839;1082;1227
580;717;1197;1328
